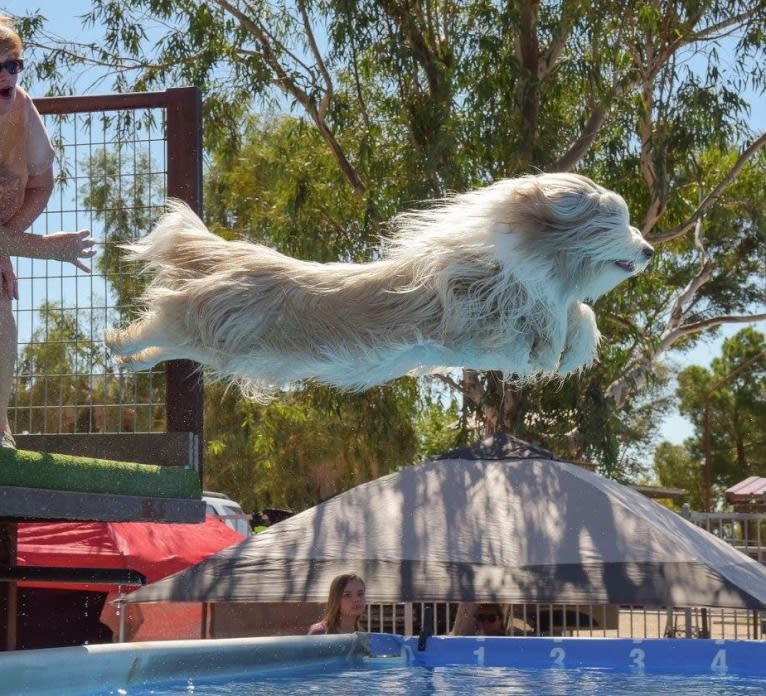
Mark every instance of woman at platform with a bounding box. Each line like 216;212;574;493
307;573;367;634
0;15;95;449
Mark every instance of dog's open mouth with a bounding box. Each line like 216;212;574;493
614;260;636;273
0;87;13;99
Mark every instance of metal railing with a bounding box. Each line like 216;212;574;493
361;602;765;640
690;512;766;565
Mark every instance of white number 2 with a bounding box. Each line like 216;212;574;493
550;647;565;666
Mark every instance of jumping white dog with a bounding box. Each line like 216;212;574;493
105;173;654;399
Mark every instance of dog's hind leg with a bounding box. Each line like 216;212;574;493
106;314;215;371
104;313;176;357
115;346;172;371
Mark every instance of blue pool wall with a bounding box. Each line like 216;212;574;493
1;634;765;695
377;634;766;677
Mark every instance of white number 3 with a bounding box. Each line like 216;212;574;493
630;648;645;670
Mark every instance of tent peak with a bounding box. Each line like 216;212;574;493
435;433;561;463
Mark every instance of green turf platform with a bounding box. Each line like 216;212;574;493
0;449;201;500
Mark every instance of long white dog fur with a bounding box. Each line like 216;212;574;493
105;173;654;399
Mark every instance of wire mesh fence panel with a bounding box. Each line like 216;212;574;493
9;89;202;456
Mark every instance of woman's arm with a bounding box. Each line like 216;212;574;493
4;168;54;234
0;167;95;271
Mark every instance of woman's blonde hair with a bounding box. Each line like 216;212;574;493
319;573;365;634
0;16;23;57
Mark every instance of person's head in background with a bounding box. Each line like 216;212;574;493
325;572;366;633
475;603;505;636
0;16;24;116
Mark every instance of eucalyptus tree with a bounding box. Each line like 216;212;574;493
18;1;766;480
204;377;420;512
13;303;106;434
653;328;765;509
672;328;766;501
653;442;703;511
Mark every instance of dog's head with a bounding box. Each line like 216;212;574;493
495;173;654;300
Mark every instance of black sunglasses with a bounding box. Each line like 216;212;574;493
0;59;24;75
476;613;499;622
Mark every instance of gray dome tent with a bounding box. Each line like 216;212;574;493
123;435;766;609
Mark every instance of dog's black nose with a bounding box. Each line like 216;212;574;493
642;244;654;259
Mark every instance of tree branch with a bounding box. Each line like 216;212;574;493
551;104;608;172
648;131;766;243
296;0;333;120
661;313;766;346
538;0;579;81
215;0;366;194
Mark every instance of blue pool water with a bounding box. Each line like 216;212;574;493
91;662;766;696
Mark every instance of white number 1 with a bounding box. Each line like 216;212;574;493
473;646;485;666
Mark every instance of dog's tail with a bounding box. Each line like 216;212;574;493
124;199;231;283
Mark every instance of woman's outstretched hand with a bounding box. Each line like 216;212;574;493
45;230;96;272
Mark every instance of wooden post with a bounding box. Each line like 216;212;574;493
164;87;205;480
0;523;18;650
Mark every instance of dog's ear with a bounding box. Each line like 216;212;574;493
529;175;607;226
500;177;559;234
498;173;613;240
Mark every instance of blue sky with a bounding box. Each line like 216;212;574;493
8;1;766;451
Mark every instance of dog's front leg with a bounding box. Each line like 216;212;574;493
558;302;601;375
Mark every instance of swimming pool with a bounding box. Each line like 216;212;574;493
94;665;766;696
2;633;765;695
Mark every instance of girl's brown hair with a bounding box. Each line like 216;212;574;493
0;16;23;57
319;573;365;634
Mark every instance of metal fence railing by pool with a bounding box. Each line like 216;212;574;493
691;512;766;565
10;88;204;474
362;602;765;641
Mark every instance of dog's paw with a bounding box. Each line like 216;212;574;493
557;345;596;375
558;303;600;375
529;342;561;374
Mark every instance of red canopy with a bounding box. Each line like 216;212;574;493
14;516;244;644
17;515;245;592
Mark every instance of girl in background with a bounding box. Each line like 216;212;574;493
308;573;366;634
